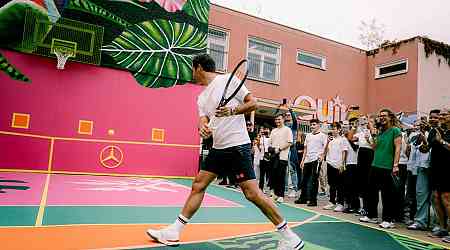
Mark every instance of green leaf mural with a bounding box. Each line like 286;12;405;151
182;0;210;24
0;51;30;83
0;0;51;49
102;19;207;87
66;0;131;28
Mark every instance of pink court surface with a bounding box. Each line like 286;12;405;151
1;171;449;250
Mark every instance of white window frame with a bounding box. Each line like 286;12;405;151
207;26;229;73
246;37;281;84
375;58;408;79
296;50;327;70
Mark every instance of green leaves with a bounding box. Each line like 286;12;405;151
66;0;131;28
0;51;31;83
102;19;207;87
183;0;210;24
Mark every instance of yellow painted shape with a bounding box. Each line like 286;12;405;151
78;120;93;135
152;128;165;142
11;113;30;129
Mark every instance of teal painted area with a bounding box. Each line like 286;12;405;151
43;204;313;225
0;206;38;226
312;215;340;222
295;222;408;250
137;222;443;250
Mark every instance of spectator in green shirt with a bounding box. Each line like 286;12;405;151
359;108;402;229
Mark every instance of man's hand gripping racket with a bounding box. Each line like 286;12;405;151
203;59;248;139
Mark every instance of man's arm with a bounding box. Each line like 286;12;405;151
215;93;257;117
198;116;211;139
289;108;298;131
300;144;307;168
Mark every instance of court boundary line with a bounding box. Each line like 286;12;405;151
0;169;195;180
35;173;51;226
0;130;200;148
281;202;449;249
87;214;321;250
0;222;284;229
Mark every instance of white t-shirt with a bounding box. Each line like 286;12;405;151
304;132;328;163
197;74;250;149
343;139;358;165
326;136;347;168
355;128;372;149
270;126;293;161
399;132;409;164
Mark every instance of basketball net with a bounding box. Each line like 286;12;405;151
54;47;74;70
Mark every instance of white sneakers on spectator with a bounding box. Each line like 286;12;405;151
359;216;378;224
379;221;395;229
277;234;305;250
288;190;297;198
333;204;344;212
323;203;336;210
146;226;180;246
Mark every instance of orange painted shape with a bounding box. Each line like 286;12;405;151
11;113;30;129
152;128;165;142
0;223;278;250
78;120;93;135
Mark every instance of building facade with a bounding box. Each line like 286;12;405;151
207;4;450;121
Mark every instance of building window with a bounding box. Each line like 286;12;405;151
375;59;408;79
207;27;228;72
297;50;326;70
247;38;280;83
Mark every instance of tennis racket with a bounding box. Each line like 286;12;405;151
208;59;249;132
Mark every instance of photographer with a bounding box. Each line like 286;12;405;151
406;118;431;230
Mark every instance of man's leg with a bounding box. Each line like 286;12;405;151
147;170;217;245
413;167;431;228
180;170;218;218
240;179;304;249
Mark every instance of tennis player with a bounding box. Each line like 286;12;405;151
147;54;304;250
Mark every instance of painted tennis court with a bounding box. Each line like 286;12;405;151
1;171;447;250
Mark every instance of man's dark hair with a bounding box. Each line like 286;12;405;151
429;109;440;115
310;119;320;124
331;122;341;129
193;54;216;72
275;114;284;119
348;117;358;123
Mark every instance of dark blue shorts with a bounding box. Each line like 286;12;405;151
202;143;256;183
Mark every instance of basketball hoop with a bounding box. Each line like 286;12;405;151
51;39;77;70
54;47;74;70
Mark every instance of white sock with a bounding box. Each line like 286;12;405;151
276;220;296;239
171;214;189;233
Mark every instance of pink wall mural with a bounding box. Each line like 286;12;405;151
0;49;203;177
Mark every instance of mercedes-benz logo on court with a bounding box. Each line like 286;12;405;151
99;145;124;169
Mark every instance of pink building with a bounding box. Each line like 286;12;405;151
208;4;450;121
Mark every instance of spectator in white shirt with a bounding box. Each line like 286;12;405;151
269;114;293;203
295;119;328;206
323;122;346;212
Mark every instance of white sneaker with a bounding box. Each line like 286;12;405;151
359;216;378;224
379;221;395;229
323;203;336;210
277;234;305;250
146;226;180;246
288;190;297;198
333;204;344;212
276;197;284;203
